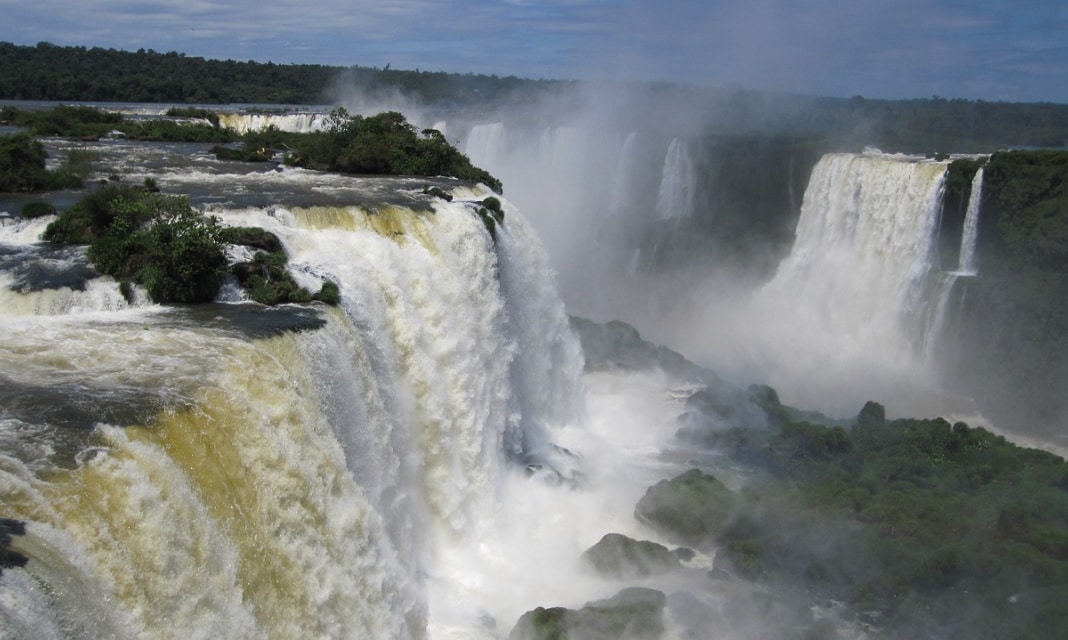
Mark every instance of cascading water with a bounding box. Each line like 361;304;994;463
958;166;984;276
463;123;506;173
921;165;986;360
654;138;696;221
457;119;670;320
0;140;588;639
738;151;953;415
217;112;332;134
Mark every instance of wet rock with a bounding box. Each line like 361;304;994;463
581;533;682;579
510;587;666;640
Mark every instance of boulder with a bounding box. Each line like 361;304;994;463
581;533;682;579
633;469;737;548
509;587;666;640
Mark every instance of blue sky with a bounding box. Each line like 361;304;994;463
2;0;1067;103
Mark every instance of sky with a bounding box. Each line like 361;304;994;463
2;0;1067;103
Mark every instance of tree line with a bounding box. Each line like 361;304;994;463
5;41;1068;153
0;41;555;107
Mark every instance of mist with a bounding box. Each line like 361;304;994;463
323;69;1005;425
309;61;1068;638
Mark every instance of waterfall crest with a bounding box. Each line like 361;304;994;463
217;112;332;134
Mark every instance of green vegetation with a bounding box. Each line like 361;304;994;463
509;587;666;640
940;151;1068;432
0;41;552;106
645;398;1068;639
0;132;84;192
211;109;502;191
230;249;312;306
982;151;1068;269
476;195;506;239
2;105;501;192
581;533;683;579
43;184;228;302
20;201;57;218
40;186;341;306
6;42;1068;154
2;104;235;142
242;109;502;191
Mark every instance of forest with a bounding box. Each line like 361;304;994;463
3;41;1068;153
0;41;554;108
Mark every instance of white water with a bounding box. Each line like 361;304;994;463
921;165;987;361
217;112;332;134
0;168;608;638
1;106;1013;637
705;152;959;417
958;167;984;276
460;121;686;320
655;138;696;221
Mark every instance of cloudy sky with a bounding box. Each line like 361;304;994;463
3;0;1067;103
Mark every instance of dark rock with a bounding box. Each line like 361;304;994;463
671;546;696;563
521;444;587;489
567;316;718;383
0;518;28;575
634;469;737;549
581;533;682;579
509;587;666;640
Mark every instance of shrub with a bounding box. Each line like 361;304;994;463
314;280;340;305
0;132;48;192
46;186;228;303
21;201;57;219
230;250;312;305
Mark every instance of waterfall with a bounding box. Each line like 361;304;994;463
607;131;640;217
958;167;984;276
0;187;584;639
746;152;950;414
922;165;986;359
655;138;696;220
217;112;332;134
462;122;506;170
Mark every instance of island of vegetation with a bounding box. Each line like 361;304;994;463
37;182;335;306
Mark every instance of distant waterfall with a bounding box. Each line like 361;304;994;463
655;138;696;220
463;122;506;170
919;165;986;361
958;167;984;276
748;152;950;414
607;131;640;217
217;112;331;134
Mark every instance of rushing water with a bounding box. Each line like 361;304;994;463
0;106;1012;638
0;134;649;639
